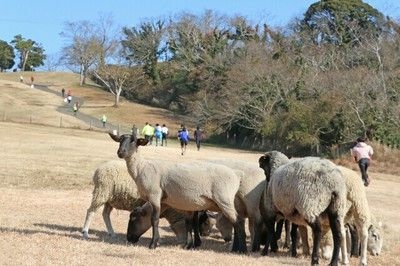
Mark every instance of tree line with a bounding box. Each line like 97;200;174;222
1;0;399;155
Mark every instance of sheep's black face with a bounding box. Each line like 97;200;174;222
258;155;272;182
117;135;136;159
127;207;152;243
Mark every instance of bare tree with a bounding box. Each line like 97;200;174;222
60;15;118;86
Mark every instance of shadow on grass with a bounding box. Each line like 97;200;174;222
0;223;244;254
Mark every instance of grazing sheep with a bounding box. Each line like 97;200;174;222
315;166;383;264
82;160;186;243
205;159;266;251
259;151;349;266
109;133;247;253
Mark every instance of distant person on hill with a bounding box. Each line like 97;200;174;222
61;88;65;98
194;126;204;151
154;123;163;146
73;102;78;116
141;122;154;145
30;76;34;88
351;136;374;187
161;124;168;146
178;126;190;155
19;75;23;83
101;114;107;128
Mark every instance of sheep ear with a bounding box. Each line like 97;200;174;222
109;132;121;142
136;138;149;146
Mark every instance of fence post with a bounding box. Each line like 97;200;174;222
60;116;63;128
2;111;5;121
89;121;92;130
118;124;120;134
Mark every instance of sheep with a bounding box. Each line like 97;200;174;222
258;151;349;266
314;166;384;263
82;160;187;243
204;159;266;251
109;133;247;253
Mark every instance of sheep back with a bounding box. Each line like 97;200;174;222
269;157;347;225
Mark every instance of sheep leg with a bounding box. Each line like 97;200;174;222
327;211;347;266
358;225;368;266
309;217;322;266
275;218;284;241
348;224;359;256
231;217;247;253
284;219;291;249
261;215;278;256
250;217;263;252
102;203;116;238
82;200;105;238
149;202;161;249
184;213;194;249
290;223;298;257
193;212;202;248
299;225;310;256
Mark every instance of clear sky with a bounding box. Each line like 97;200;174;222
1;0;399;57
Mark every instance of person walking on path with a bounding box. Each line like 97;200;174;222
141;122;154;145
351;136;374;186
154;123;163;146
73;102;78;116
194;126;204;151
61;88;65;98
161;124;168;146
101;114;107;128
178;126;190;155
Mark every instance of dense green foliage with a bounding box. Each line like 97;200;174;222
11;35;46;71
0;40;15;71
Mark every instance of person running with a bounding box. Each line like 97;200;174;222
154;123;163;146
194;126;204;151
141;122;154;145
351;136;374;186
161;124;168;146
178;126;190;155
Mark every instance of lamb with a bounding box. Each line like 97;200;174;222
109;133;247;252
82;160;187;243
258;151;349;266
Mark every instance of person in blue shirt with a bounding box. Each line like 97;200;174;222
178;126;189;155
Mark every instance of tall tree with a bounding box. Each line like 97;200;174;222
11;34;45;71
0;40;15;71
122;19;166;85
60;15;118;85
301;0;385;46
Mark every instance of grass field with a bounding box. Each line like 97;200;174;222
0;72;399;265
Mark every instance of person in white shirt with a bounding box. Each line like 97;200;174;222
350;137;374;186
161;124;168;146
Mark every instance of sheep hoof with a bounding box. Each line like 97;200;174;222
149;242;158;249
82;232;89;239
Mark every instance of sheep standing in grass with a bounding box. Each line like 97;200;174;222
259;151;349;266
314;166;384;264
109;133;247;252
205;159;266;251
82;160;186;243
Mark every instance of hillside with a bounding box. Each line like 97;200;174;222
0;71;188;136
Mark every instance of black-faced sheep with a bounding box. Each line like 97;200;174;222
109;133;247;253
82;160;187;243
259;151;349;266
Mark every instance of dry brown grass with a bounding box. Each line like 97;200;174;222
1;72;399;265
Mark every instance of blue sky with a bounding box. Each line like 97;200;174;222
1;0;399;57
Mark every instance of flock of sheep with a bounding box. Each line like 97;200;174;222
82;132;383;266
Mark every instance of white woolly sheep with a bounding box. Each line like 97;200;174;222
258;151;349;266
205;159;266;251
109;133;247;252
82;160;187;243
315;166;383;264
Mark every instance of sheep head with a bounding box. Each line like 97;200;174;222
127;202;152;243
109;133;148;159
368;223;383;256
258;151;290;182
